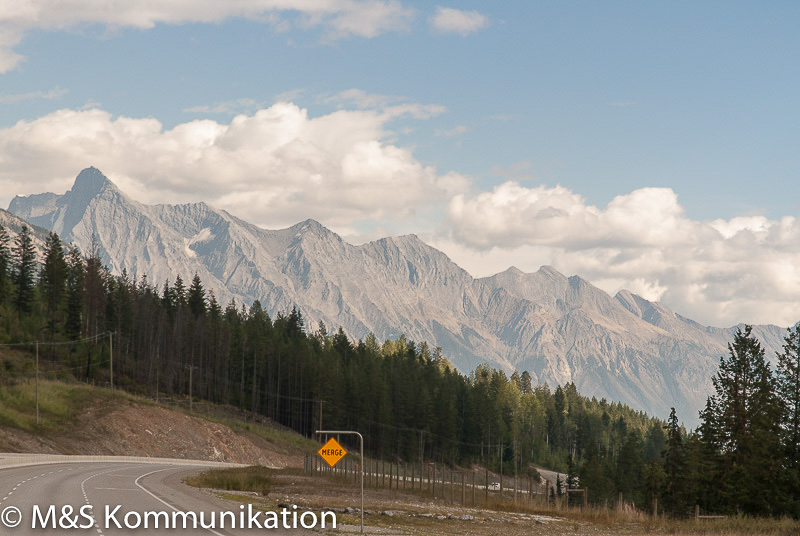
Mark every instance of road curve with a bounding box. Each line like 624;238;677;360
0;455;318;535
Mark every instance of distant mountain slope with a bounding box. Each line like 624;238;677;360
0;207;50;249
8;168;788;425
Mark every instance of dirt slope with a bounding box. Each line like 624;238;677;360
0;396;304;468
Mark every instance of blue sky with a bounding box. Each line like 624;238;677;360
1;1;799;327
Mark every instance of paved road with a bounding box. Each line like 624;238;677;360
0;457;322;535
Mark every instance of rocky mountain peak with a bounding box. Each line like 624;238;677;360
68;167;117;200
287;219;341;243
537;265;565;279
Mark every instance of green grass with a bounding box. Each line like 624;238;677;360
222;419;320;452
186;466;273;496
0;379;91;431
0;378;139;432
161;398;320;453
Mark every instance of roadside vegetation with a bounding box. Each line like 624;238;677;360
0;378;122;431
186;466;272;496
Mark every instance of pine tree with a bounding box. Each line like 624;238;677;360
0;224;10;305
187;274;206;318
173;275;186;306
566;452;578;490
40;232;68;337
662;408;687;514
65;246;85;341
694;397;723;513
775;324;800;515
707;326;782;514
12;224;37;315
616;430;645;506
519;371;533;395
83;239;106;337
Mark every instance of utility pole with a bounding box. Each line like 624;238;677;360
35;340;39;426
109;331;113;390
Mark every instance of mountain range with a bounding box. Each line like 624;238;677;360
7;168;788;425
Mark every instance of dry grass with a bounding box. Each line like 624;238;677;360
186;466;273;496
249;469;800;536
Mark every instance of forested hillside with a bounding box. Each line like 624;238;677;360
1;223;799;517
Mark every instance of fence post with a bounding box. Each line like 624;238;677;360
695;504;699;522
472;471;476;505
485;468;489;504
545;480;550;508
514;475;518;505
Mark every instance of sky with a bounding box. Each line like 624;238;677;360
1;1;799;328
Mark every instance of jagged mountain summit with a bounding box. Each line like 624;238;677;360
8;168;786;425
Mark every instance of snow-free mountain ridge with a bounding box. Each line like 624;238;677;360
8;168;787;425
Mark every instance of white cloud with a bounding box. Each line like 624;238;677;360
430;7;488;36
183;98;266;115
324;89;446;120
0;86;67;104
445;181;800;328
0;102;467;231
325;88;405;110
434;125;468;138
326;0;415;39
0;0;416;72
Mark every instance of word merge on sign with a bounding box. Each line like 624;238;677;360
318;437;347;468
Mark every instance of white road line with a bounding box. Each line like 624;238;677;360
80;465;138;536
134;468;227;536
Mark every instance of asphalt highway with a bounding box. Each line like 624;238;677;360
0;459;317;535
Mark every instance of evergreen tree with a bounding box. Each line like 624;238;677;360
187;274;206;317
775;324;800;515
615;430;646;505
706;326;782;514
12;224;37;315
566;453;578;490
40;232;68;337
0;224;10;305
662;408;687;514
83;240;107;337
65;246;85;340
207;291;221;320
694;397;723;513
519;370;533;395
173;275;186;306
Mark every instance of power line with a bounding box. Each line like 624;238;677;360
0;331;110;347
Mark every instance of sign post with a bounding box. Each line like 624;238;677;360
317;430;364;533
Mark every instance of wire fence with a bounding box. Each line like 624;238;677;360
303;454;564;509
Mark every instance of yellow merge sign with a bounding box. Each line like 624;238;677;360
318;437;347;467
